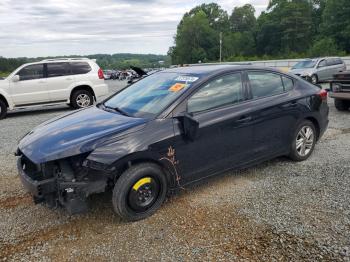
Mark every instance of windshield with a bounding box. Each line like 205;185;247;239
103;72;200;118
292;60;317;69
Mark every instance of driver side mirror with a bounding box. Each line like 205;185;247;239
175;112;199;141
12;75;19;82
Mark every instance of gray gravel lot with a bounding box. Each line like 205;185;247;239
0;81;349;261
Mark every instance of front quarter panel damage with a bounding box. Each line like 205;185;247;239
86;118;180;188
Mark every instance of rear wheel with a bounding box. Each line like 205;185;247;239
71;89;94;109
289;120;316;161
334;99;349;111
112;163;167;221
0;99;7;120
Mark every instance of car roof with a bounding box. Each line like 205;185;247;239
161;64;283;76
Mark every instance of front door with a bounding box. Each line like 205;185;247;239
172;72;255;185
10;63;49;106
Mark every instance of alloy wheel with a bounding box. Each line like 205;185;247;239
296;126;314;157
311;75;317;85
76;94;91;108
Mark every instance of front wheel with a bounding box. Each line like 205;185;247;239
71;90;94;109
289;120;316;161
311;74;318;85
112;163;167;221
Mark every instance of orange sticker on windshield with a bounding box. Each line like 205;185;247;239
169;83;186;92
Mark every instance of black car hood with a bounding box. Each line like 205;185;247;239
130;66;147;76
18;106;147;164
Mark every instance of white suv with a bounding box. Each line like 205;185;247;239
0;58;108;119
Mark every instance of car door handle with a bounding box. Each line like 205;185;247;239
236;116;252;123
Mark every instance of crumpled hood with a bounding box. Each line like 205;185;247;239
289;68;315;76
18;106;147;164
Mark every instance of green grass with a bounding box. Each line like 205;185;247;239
0;72;10;78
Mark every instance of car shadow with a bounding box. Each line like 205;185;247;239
7;106;72;118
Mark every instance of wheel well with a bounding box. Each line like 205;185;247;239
0;94;9;107
70;85;96;102
114;158;174;188
305;117;320;141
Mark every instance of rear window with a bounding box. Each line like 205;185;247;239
247;71;284;99
70;62;91;75
334;58;343;65
47;63;70;78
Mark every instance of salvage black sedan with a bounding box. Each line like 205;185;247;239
16;65;329;221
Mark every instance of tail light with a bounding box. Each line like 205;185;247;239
98;68;104;79
318;89;328;101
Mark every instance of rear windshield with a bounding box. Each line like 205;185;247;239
103;72;200;118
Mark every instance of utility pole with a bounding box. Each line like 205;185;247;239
219;32;222;63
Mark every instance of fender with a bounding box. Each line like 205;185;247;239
0;89;14;110
86;118;179;187
66;81;95;103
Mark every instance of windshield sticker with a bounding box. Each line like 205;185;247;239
175;76;199;82
169;83;186;92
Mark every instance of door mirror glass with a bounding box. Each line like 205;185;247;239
12;75;19;82
176;112;199;141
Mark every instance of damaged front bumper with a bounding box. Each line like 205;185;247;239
17;153;109;214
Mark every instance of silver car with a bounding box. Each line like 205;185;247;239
289;57;346;84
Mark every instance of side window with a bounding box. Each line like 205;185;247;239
17;64;44;81
71;62;91;75
326;59;335;66
335;58;343;65
247;71;284;99
282;76;294;91
318;60;327;67
187;73;243;113
47;63;70;78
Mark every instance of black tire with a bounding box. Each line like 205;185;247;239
311;74;318;85
289;120;317;161
0;99;7;120
71;89;94;109
334;99;349;111
112;163;167;221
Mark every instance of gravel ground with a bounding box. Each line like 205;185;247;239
0;81;349;261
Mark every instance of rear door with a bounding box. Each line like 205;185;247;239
316;59;329;81
9;63;49;106
46;62;73;102
173;72;256;184
245;70;300;158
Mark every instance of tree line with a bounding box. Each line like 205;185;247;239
0;54;170;76
168;0;350;64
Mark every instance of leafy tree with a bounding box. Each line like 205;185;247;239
185;3;230;32
230;4;256;33
171;10;217;64
321;0;350;52
308;37;345;56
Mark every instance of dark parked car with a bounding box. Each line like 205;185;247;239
16;65;329;221
328;70;350;111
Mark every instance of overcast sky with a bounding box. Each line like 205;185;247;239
0;0;268;58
